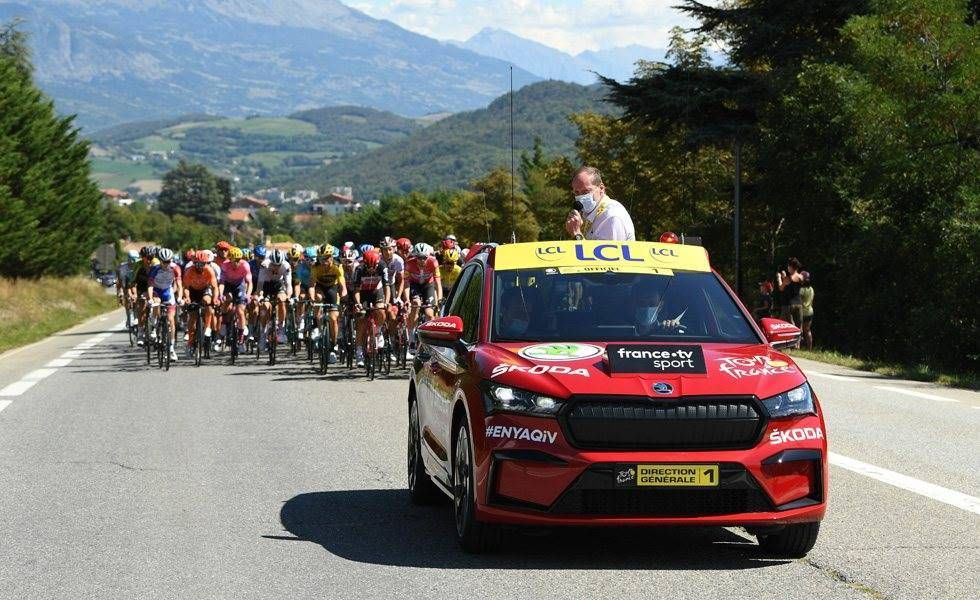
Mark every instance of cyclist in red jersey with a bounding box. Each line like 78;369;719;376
405;242;442;348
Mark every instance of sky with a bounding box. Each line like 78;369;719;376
349;0;697;54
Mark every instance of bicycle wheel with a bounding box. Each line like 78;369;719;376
162;317;171;372
229;321;238;365
268;307;278;366
317;316;329;376
365;322;376;380
156;318;164;369
126;303;135;347
194;309;203;367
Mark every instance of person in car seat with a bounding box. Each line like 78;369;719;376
631;279;685;336
497;286;537;338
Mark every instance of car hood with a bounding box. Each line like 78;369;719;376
473;341;806;400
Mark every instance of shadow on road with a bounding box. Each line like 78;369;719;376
271;489;788;570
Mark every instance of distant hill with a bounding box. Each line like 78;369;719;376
289;81;618;200
455;28;668;84
0;0;539;130
87;107;424;193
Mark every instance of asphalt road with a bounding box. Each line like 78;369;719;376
0;309;977;599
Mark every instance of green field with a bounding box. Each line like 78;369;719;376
161;117;316;136
90;158;161;188
135;135;181;152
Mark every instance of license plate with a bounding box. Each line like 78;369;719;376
615;464;719;487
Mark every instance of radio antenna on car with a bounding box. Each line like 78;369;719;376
509;66;517;245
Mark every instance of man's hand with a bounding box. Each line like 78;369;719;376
565;209;583;238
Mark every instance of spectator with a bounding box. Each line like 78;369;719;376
752;280;774;322
777;257;804;326
565;166;635;241
800;271;814;350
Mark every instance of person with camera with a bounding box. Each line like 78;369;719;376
564;166;635;241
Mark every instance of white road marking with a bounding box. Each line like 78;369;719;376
808;371;861;383
45;358;73;368
0;381;37;397
23;369;57;382
0;400;10;413
61;350;86;358
874;385;959;403
829;452;980;515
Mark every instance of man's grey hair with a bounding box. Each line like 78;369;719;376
572;165;604;187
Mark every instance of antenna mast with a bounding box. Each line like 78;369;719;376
510;66;516;244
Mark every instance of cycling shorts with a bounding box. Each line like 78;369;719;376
262;281;287;298
152;286;176;305
225;282;248;305
315;284;341;307
188;288;214;304
360;289;385;308
410;282;436;306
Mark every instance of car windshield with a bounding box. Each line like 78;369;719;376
491;269;759;344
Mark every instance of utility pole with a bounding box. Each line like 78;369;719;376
733;139;742;299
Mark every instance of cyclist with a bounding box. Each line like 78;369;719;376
116;249;140;315
147;248;183;361
309;244;346;363
215;241;232;268
341;247;360;280
438;246;462;297
257;249;292;349
218;246;253;349
251;245;267;275
133;246;159;346
182;250;219;356
379;237;404;329
405;242;442;353
294;246;317;337
351;249;391;368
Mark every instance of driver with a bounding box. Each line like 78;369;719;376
497;287;537;338
631;279;685;335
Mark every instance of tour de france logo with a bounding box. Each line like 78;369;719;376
518;343;603;361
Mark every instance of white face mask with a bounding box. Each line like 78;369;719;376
575;192;598;214
634;306;660;326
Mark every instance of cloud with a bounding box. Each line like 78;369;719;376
350;0;694;53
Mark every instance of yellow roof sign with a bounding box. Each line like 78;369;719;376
493;240;711;272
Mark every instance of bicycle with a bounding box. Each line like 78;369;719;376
142;297;153;366
341;304;357;370
359;302;388;381
183;302;210;367
123;293;137;347
152;302;172;371
307;302;336;375
391;303;410;369
222;304;242;365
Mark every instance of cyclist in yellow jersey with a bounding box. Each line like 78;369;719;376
438;247;462;297
308;244;347;362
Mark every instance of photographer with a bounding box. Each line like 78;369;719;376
777;257;805;326
564;166;635;241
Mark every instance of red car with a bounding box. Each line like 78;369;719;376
408;239;826;556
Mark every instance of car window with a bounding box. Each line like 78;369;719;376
491;269;758;344
451;266;483;343
444;265;475;317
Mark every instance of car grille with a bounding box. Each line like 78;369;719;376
562;397;763;450
548;464;773;517
552;488;771;517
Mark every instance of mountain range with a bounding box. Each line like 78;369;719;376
453;27;668;84
0;0;540;130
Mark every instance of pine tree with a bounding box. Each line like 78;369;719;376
0;24;104;277
157;160;229;227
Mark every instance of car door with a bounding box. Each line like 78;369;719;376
418;264;482;481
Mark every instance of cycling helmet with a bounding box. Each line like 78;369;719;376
442;247;461;264
216;240;231;251
359;243;374;255
412;242;433;258
270;249;287;265
291;243;303;255
254;245;267;258
241;248;253;260
194;250;210;264
446;234;457;242
379;236;395;249
342;248;359;262
203;250;215;262
363;250;381;268
288;246;302;261
318;244;336;259
139;246;151;258
147;245;160;259
304;246;317;259
227;247;243;261
343;241;354;250
184;249;196;262
157;247;174;263
440;238;455;250
127;250;140;262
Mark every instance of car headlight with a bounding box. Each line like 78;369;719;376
761;383;816;418
484;383;562;415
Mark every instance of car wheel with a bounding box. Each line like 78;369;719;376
757;522;820;558
452;421;501;553
407;399;440;505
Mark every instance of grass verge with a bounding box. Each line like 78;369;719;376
0;277;118;354
788;348;978;391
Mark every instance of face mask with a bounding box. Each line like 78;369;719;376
634;306;659;326
505;319;529;336
574;192;597;213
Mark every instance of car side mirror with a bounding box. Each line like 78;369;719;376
760;318;801;350
417;316;464;348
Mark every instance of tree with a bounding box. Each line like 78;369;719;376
0;18;31;76
157;160;230;227
0;23;104;277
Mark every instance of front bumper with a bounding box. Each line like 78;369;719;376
476;413;828;526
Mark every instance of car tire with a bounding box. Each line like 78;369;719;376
757;521;820;558
407;399;440;505
452;421;501;554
